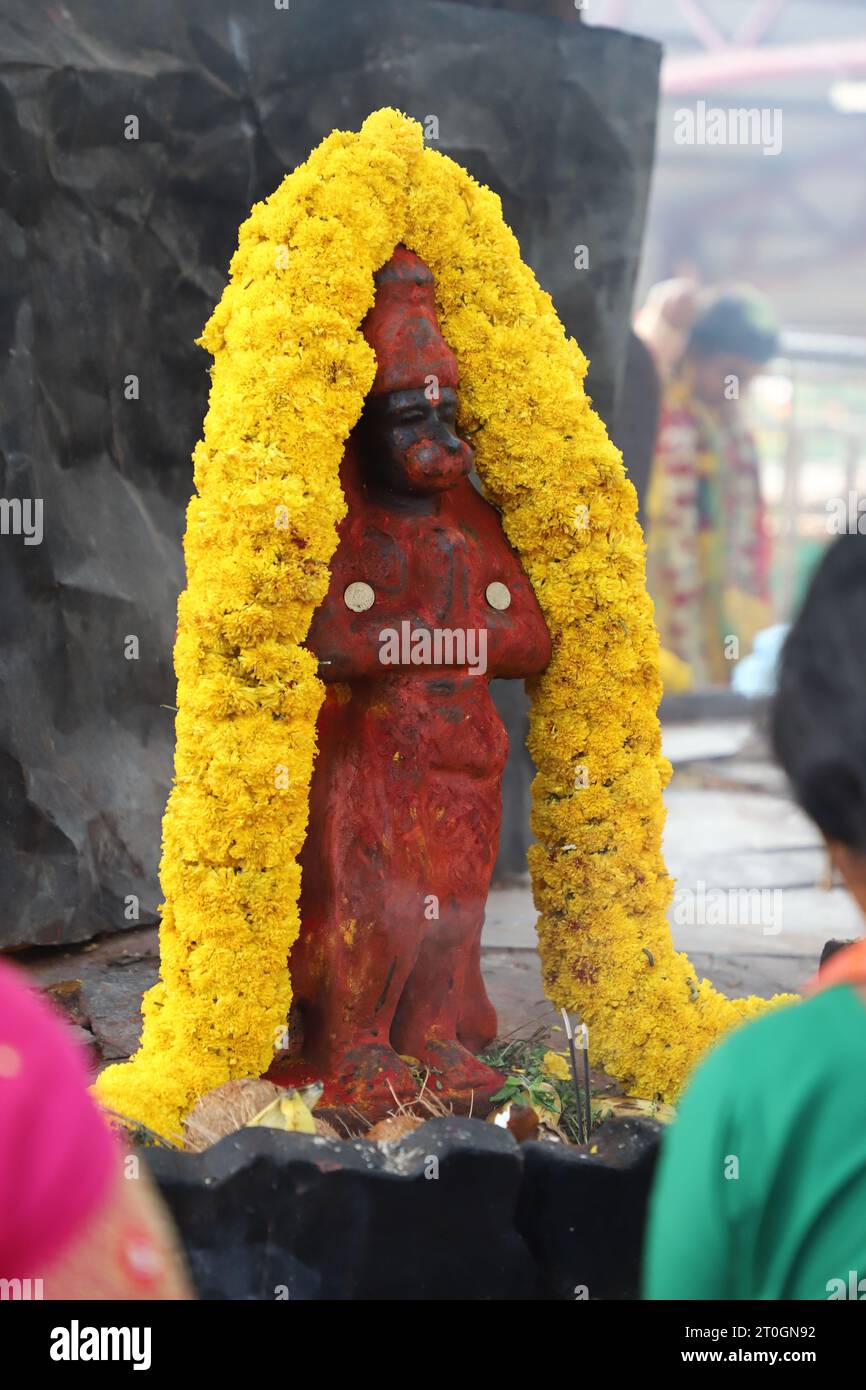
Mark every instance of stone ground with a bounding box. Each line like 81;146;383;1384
15;710;863;1090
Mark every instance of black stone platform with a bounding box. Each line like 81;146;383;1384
146;1113;660;1301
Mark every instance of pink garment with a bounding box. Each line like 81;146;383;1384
0;958;116;1279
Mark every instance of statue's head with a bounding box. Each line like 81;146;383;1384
360;246;473;495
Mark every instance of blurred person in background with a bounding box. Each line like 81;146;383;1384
637;283;779;687
644;533;866;1299
0;958;191;1300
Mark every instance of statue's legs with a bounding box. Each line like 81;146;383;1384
389;766;505;1095
288;699;425;1111
457;922;498;1054
287;680;508;1114
390;911;504;1094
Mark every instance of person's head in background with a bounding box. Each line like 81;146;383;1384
772;533;866;916
684;286;779;409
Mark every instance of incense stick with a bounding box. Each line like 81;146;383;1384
560;1007;585;1144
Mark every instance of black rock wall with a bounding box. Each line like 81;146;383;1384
0;0;660;947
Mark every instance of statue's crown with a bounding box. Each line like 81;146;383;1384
363;245;459;395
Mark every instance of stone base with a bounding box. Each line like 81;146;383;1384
146;1114;660;1300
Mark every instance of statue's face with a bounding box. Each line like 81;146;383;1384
362;386;474;495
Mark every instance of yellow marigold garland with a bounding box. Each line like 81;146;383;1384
94;110;791;1140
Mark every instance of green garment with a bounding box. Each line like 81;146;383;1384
643;985;866;1300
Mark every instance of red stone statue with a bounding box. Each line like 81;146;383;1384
270;247;551;1119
